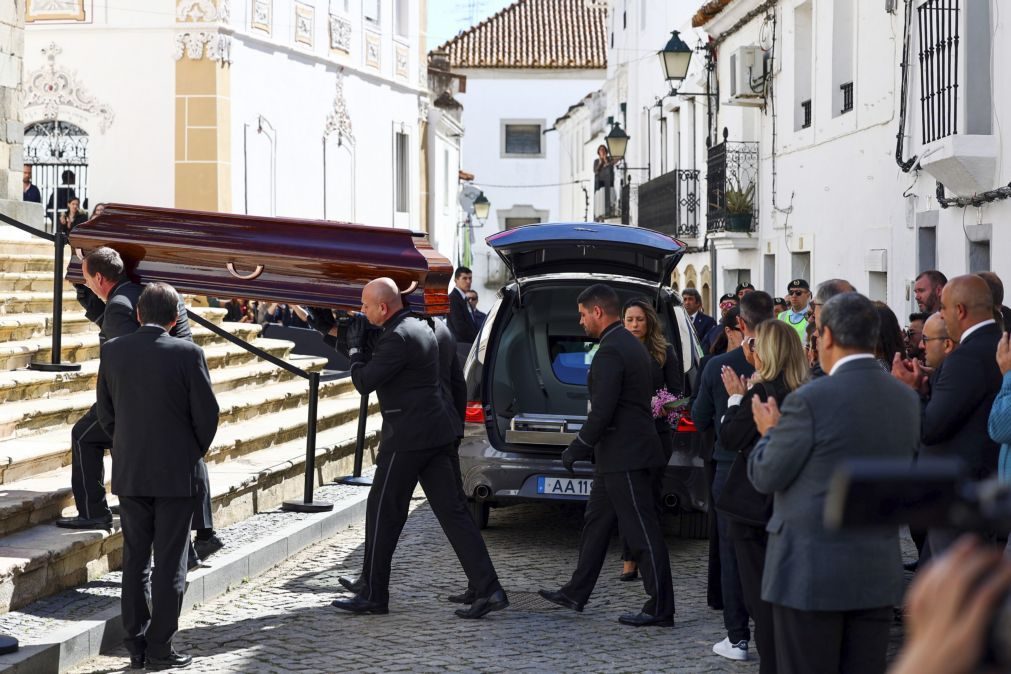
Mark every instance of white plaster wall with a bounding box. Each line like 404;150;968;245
455;71;605;293
427;107;463;268
24;1;178;209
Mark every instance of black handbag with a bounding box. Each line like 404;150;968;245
714;383;776;528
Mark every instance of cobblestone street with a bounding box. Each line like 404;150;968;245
70;498;907;673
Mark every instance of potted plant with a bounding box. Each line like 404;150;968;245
724;175;755;232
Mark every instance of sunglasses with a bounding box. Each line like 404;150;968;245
788;290;807;297
720;302;736;309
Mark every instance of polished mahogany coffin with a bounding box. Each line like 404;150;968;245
66;204;453;315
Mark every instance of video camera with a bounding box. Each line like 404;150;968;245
825;457;1011;667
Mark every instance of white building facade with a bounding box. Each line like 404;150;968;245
21;0;464;262
437;0;607;295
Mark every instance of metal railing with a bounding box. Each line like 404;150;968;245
706;130;760;235
918;0;960;143
636;169;701;239
840;82;854;114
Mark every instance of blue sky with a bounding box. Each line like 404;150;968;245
427;0;516;49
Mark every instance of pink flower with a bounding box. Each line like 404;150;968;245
651;387;688;426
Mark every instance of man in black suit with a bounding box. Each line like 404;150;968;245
683;288;716;351
466;290;487;332
893;274;1002;553
447;266;478;356
97;283;219;670
337;313;471;600
330;278;507;618
693;291;775;661
57;247;195;530
538;284;674;626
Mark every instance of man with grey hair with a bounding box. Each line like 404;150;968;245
808;279;857;378
98;282;219;670
749;292;919;674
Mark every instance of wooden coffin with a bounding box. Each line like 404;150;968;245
66;204;453;315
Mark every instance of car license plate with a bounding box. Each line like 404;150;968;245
537;476;592;496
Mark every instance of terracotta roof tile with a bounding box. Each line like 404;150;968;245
692;0;735;28
435;0;607;70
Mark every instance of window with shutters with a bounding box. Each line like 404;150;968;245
501;120;544;158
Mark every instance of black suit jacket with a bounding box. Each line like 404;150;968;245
691;312;717;348
576;322;664;473
434;317;467;436
350;309;457;452
97;327;219;498
447;287;478;344
921;321;1003;478
76;280;193;344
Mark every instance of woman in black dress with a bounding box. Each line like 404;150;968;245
617;298;682;581
716;319;808;673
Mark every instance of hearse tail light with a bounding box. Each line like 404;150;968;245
465;402;485;424
677;416;697;433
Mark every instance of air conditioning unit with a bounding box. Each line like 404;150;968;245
727;46;766;107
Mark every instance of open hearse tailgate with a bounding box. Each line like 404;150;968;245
66;204;453;315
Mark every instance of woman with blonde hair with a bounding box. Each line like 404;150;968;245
617;297;682;581
715;319;807;674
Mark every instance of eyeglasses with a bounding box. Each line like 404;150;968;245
788;290;807;297
720;302;736;310
921;336;949;343
467;297;478;304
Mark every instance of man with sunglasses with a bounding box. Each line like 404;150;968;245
778;279;811;341
705;294;739;353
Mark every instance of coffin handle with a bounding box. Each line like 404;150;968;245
74;248;83;260
400;281;418;296
226;262;264;281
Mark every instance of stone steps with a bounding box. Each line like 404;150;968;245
0;254;56;274
0;321;266;370
0;273;54;293
0;240;57;256
0;412;381;613
0;290;79;315
0;384;376;539
0;311;93;342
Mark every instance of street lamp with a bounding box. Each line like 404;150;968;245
659;30;694;83
604;122;629;161
473;192;491;220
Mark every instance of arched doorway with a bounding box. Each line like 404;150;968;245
23;120;89;232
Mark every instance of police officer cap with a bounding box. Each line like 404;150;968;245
719;293;737;304
735;282;755;294
787;279;810;291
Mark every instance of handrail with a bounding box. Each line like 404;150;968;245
0;209;78;372
186;310;332;512
0;211;55;242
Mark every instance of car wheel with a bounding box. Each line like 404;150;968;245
468;499;490;529
672;509;708;539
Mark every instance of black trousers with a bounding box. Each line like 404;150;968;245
561;470;675;617
729;524;776;674
70;405;111;521
356;439;467;588
71;405;213;529
621;429;672;563
361;443;500;605
119;495;195;659
772;603;892;674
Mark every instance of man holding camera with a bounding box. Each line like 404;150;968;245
749;293;920;674
330;278;506;619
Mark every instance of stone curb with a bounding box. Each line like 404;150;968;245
0;488;372;674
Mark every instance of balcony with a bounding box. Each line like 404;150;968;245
593;187;620;222
636;169;702;240
706;130;759;246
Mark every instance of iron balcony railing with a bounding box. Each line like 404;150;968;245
918;0;960;144
636;169;701;239
706;129;759;234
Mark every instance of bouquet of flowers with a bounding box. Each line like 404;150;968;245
651;387;689;427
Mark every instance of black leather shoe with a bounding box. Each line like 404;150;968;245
331;596;389;615
147;651;192;669
447;587;476;604
538;589;584;612
618;611;674;627
338;575;365;594
129;654;145;669
619;569;639;582
193;534;224;560
455;589;508;619
55;516;113;530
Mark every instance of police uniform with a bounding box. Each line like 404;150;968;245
777;279;811;341
343;308;503;610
